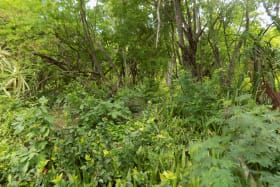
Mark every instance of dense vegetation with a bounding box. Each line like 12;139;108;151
1;0;280;186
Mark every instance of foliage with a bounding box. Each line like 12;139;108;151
173;72;224;133
187;101;280;186
1;81;280;186
2;0;280;186
0;97;53;185
0;49;30;97
61;86;131;127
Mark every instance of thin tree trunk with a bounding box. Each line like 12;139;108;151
226;0;250;87
183;0;202;77
156;0;161;48
207;15;221;68
166;59;174;89
173;0;188;67
122;47;128;86
79;0;105;80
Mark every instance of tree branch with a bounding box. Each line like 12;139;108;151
33;52;68;71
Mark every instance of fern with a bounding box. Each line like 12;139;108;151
187;102;280;186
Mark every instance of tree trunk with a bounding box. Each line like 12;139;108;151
173;0;204;78
226;0;250;87
166;59;174;89
173;0;188;68
79;0;105;80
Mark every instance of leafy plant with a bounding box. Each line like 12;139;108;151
62;88;131;127
173;72;224;133
0;49;30;97
0;97;54;186
187;101;280;186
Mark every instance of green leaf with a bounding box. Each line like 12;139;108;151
51;173;63;184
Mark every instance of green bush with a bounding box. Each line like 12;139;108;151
61;88;131;127
0;97;54;186
186;102;280;186
1;77;280;187
172;72;224;134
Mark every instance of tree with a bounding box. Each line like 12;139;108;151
173;0;205;78
263;0;280;29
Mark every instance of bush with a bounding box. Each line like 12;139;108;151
173;72;224;133
60;88;131;127
187;102;280;186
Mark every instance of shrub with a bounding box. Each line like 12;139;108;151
187;102;280;186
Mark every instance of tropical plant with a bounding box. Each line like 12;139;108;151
0;49;30;97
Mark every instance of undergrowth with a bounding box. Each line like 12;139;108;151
1;73;280;186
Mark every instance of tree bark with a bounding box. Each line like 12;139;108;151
173;0;188;68
79;0;105;80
